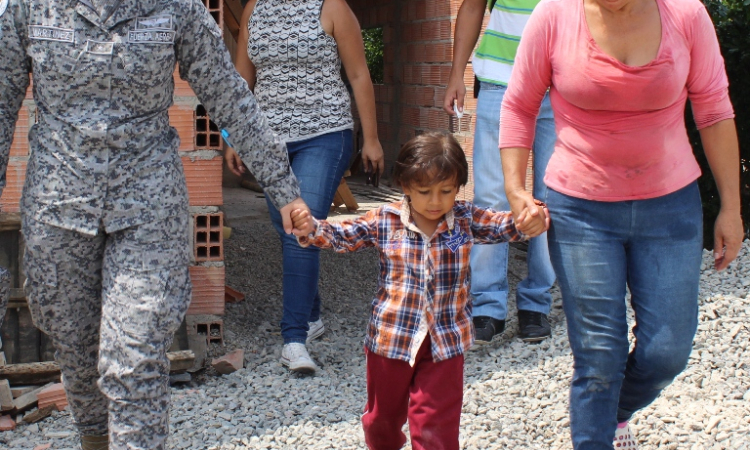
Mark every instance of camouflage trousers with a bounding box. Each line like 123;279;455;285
23;214;191;450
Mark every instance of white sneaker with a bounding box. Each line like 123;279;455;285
306;319;325;343
280;343;317;374
613;422;638;449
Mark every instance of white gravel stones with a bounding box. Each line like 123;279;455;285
2;216;748;449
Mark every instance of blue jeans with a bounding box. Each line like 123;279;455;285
546;182;703;449
266;130;353;344
470;82;556;320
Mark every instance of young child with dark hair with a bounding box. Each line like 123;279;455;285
290;132;548;450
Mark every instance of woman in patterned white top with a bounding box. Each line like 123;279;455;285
225;0;384;373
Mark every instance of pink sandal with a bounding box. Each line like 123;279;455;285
613;422;639;449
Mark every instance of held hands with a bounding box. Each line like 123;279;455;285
279;198;312;235
507;189;549;238
290;208;317;237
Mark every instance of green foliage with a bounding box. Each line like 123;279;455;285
688;0;750;249
362;27;384;85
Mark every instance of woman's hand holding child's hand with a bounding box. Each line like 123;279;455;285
515;201;549;238
291;209;316;237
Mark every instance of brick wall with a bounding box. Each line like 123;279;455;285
348;0;478;200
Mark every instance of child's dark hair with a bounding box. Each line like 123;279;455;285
393;132;469;189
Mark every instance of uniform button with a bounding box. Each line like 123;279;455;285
427;243;432;248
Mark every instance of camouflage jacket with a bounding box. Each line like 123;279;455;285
0;0;300;235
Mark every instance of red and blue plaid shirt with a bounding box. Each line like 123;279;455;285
299;198;527;365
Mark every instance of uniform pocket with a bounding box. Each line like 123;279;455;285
120;40;176;88
27;40;81;76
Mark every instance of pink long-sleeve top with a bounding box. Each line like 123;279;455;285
500;0;735;201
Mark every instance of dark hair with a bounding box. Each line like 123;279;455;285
393;132;469;189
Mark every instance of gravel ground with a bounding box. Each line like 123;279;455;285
2;182;749;450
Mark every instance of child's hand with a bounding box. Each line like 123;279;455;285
515;202;549;238
291;209;316;237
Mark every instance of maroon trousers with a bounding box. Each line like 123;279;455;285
362;336;464;450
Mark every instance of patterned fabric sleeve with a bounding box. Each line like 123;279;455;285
469;204;527;244
0;0;31;199
298;209;379;253
174;0;300;209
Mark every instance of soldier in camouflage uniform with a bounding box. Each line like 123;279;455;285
0;0;306;448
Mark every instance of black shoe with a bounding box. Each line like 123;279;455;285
473;316;506;344
517;310;551;342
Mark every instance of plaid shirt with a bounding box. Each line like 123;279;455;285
299;198;527;365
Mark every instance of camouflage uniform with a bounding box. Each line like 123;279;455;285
0;0;301;448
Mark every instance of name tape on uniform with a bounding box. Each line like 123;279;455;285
128;29;175;44
136;15;173;30
0;0;8;18
29;25;75;43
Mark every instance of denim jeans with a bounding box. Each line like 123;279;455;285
470;82;557;320
266;130;353;344
546;182;703;450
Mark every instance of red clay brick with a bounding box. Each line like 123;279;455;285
25;77;33;100
195;105;223;151
169;104;196;152
188;266;225;316
0;159;27;213
211;349;244;374
173;66;195;97
193;213;224;262
37;383;68;411
0;415;16;431
10;106;30;157
182;156;223;207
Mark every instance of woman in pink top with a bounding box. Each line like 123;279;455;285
499;0;743;448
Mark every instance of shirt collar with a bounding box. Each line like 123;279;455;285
395;196;456;237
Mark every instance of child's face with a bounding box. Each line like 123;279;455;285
402;178;460;223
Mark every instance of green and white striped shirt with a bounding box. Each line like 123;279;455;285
472;0;541;86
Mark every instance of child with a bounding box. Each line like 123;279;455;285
291;132;547;450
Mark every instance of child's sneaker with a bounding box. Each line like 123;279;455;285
281;343;317;374
306;319;325;343
613;422;638;449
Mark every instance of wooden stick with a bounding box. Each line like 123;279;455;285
0;350;195;385
0;362;59;385
21;404;56;423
